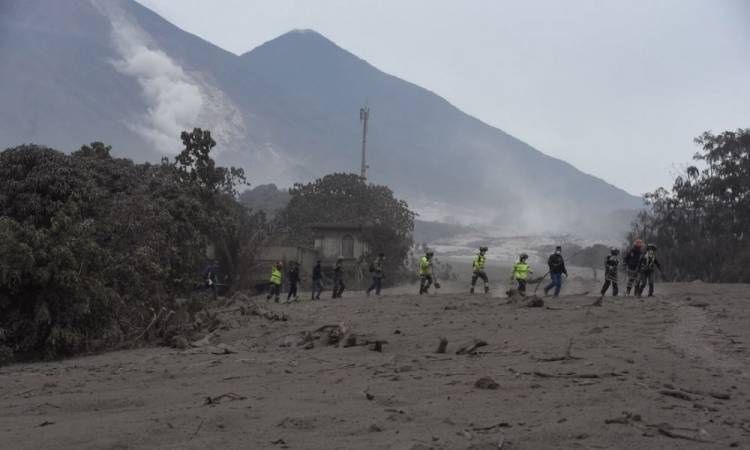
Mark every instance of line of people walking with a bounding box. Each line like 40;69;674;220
265;253;387;303
264;240;665;303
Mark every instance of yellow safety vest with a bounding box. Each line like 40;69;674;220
419;256;432;275
512;262;531;280
473;254;486;271
269;266;282;285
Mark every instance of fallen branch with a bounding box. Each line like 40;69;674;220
657;427;712;443
535;338;582;362
534;371;620;379
659;389;696;402
188;419;204;441
470;422;511;433
203;392;247;406
456;339;488;355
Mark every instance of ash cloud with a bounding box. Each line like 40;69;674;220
93;1;245;155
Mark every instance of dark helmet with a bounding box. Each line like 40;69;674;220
479;246;488;252
646;243;657;251
519;253;528;260
378;252;385;257
611;247;620;255
426;251;434;257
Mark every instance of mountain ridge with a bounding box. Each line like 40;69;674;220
0;0;640;234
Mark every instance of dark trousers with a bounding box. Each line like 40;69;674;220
626;269;638;294
471;271;489;293
287;281;298;300
367;277;383;295
419;275;433;294
332;279;345;298
516;279;527;295
636;271;656;296
266;283;281;302
600;280;619;296
312;279;323;299
544;273;563;297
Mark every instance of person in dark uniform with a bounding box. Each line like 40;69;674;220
594;248;620;306
311;260;323;300
332;258;345;299
286;261;300;302
624;239;644;295
636;244;664;297
544;246;568;297
366;253;386;297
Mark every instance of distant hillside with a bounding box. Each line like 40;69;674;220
0;0;641;235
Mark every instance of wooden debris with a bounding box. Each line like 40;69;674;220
191;332;215;348
203;392;247;406
535;338;582;362
470;422;511;433
209;343;237;355
456;339;488;355
436;337;448;354
535;371;620;379
659;389;696;402
604;412;641;424
657;427;712;443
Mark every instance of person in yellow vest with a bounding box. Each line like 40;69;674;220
266;261;283;303
470;246;489;294
510;253;533;295
418;251;434;295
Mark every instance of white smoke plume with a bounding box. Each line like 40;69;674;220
92;1;245;155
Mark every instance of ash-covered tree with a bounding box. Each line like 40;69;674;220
0;131;264;362
629;128;750;282
276;173;415;276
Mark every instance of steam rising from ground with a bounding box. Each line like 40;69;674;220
93;1;246;155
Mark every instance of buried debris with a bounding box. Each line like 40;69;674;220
604;412;714;443
209;343;238;355
281;323;387;351
505;292;544;308
242;303;289;322
474;377;500;390
456;339;488;355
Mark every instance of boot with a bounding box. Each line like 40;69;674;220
592;297;602;307
470;287;475;294
484;285;490;294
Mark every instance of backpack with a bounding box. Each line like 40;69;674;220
369;261;376;273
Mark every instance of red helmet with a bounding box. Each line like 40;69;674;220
634;239;644;248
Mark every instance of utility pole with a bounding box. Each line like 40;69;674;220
359;106;369;180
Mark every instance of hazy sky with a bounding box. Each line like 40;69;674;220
136;0;750;195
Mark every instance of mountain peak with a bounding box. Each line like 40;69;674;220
241;29;354;61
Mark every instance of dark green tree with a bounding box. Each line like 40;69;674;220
628;128;750;282
276;173;415;276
